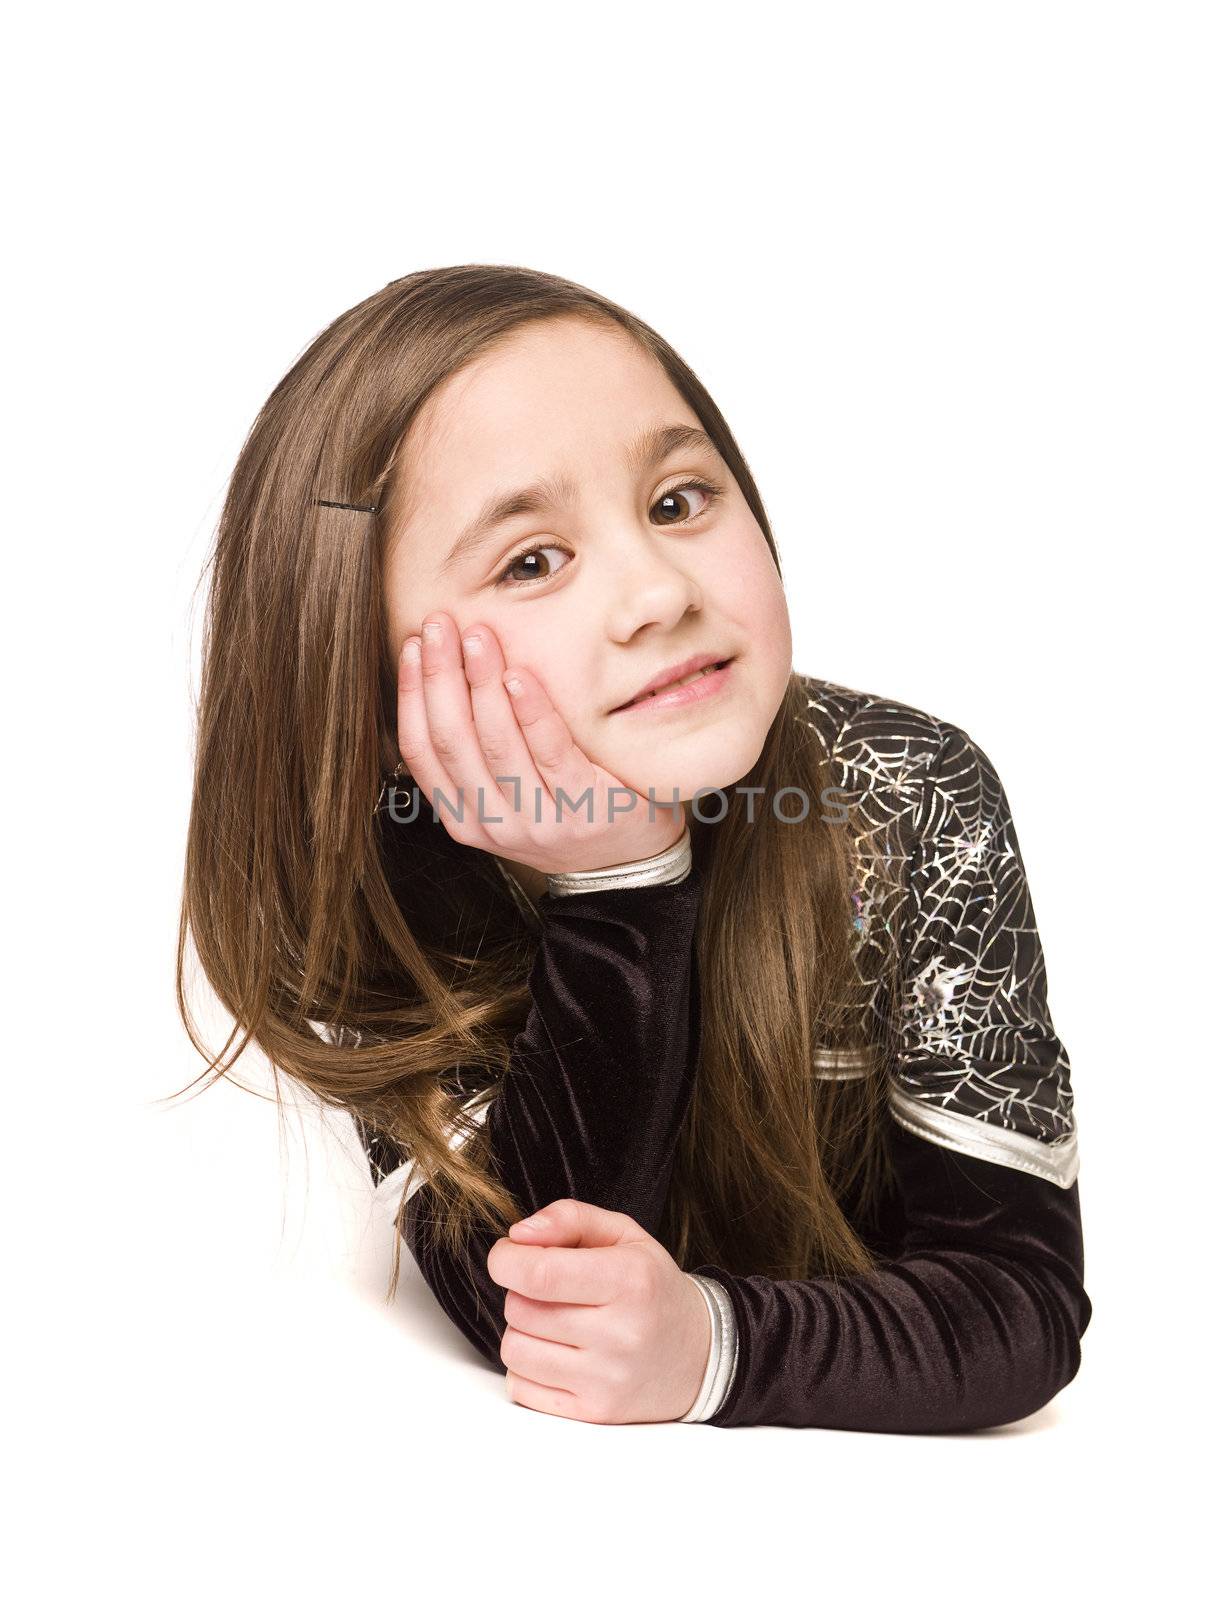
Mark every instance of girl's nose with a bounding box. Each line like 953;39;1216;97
600;529;704;640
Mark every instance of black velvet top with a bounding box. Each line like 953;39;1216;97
353;676;1092;1431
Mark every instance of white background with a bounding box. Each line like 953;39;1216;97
6;2;1224;1594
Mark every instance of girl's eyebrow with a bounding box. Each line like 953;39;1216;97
440;423;723;572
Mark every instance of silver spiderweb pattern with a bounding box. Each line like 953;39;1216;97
798;676;1079;1186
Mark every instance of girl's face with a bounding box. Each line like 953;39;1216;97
383;315;793;804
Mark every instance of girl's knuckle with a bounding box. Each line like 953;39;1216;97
527;1256;552;1300
609;1318;639;1358
478;741;507;771
534;740;570;771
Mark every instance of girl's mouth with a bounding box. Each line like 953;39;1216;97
610;657;736;715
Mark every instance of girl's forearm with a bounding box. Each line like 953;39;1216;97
689;1119;1092;1432
401;867;704;1368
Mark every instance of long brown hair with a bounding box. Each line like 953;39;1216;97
174;264;900;1304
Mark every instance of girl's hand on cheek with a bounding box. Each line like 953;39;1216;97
487;1199;714;1425
393;610;689;877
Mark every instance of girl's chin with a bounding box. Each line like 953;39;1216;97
601;769;732;808
617;741;756;785
592;721;756;797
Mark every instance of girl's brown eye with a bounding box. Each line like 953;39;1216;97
494;543;569;588
648;478;723;527
493;477;724;590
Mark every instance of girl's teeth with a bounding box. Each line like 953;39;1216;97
637;663;718;702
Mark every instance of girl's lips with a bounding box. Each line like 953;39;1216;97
610;657;735;715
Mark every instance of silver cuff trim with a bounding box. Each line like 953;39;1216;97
677;1273;738;1422
547;832;690;896
888;1084;1080;1189
545;829;691;896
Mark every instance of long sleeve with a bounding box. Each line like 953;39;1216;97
689;716;1093;1432
377;865;705;1372
689;1120;1090;1430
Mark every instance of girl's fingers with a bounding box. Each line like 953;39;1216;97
492;1236;628;1305
504;1369;581;1419
500;669;603;823
417;612;510;831
501;1329;588;1398
395;633;455;811
398;610;618;853
504;1289;603;1350
458;624;544;825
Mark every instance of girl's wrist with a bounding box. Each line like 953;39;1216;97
545;827;691;897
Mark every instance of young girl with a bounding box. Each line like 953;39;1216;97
177;263;1091;1430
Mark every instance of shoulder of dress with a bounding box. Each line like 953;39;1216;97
794;674;955;826
795;674;947;761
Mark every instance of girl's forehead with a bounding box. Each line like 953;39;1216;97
417;325;677;448
400;403;703;521
386;324;701;547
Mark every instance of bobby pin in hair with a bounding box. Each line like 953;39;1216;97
315;497;379;514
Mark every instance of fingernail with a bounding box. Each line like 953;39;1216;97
504;674;523;697
402;637;421;663
461;633;482;655
422;621;442;643
512;1216;543;1231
